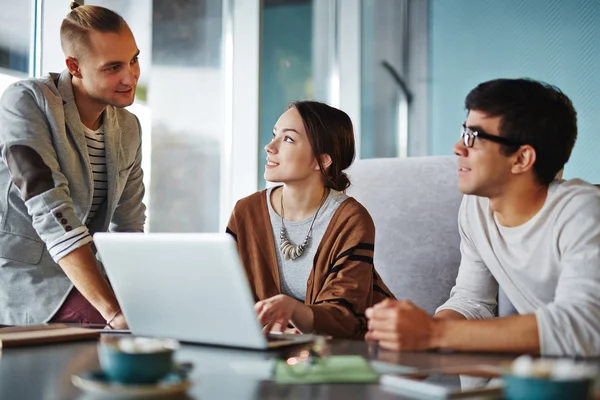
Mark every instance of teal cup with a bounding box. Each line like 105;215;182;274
503;374;594;400
98;336;180;385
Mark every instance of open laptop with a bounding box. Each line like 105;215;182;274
94;233;316;350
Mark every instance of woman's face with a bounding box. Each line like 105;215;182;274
264;107;320;185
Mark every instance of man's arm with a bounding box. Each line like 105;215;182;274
435;196;498;319
433;313;539;354
435;189;600;357
532;189;600;357
434;309;466;320
0;83;125;326
432;307;539;354
366;197;501;350
58;244;126;327
366;299;539;353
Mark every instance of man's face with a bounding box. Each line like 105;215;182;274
453;110;515;197
75;27;140;108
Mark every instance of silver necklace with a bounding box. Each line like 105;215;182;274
279;189;328;261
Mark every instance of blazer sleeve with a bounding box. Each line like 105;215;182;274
307;203;394;339
0;82;92;261
110;116;146;232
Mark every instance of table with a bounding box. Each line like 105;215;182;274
0;337;516;400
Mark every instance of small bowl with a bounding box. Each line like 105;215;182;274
98;336;180;385
503;374;594;400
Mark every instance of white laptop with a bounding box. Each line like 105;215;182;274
94;232;315;350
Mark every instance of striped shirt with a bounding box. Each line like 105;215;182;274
84;125;108;223
49;125;107;260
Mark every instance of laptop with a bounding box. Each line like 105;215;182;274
94;232;316;350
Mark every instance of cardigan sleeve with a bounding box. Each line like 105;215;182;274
224;194;281;303
225;202;238;242
308;202;394;339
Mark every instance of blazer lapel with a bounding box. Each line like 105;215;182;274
102;107;121;219
57;70;92;207
57;70;121;220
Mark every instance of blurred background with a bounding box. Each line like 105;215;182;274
1;0;598;233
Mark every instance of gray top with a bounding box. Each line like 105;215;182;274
437;179;600;357
266;187;348;301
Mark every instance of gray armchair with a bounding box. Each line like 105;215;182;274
347;156;462;314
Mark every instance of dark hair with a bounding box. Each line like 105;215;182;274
465;78;577;185
60;2;128;58
288;101;356;191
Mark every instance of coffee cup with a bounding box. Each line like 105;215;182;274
98;336;180;384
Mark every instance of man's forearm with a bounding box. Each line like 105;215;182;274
432;314;540;354
434;309;467;320
57;244;119;321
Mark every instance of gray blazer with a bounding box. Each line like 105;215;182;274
0;70;146;324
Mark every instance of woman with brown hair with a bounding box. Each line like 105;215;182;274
226;101;394;339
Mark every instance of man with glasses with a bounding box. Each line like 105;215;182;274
365;78;600;357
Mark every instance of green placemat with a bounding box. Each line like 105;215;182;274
274;355;380;384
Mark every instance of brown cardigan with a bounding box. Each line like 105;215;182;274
226;189;394;339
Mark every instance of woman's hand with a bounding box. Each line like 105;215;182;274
255;294;300;333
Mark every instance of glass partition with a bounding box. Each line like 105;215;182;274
0;1;32;95
92;0;225;232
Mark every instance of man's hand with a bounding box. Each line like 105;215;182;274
107;311;129;330
255;294;299;333
365;299;440;351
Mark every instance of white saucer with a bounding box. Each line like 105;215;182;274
71;370;192;398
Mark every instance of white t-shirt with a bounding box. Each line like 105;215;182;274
437;179;600;356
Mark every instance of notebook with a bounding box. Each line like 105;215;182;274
0;324;100;348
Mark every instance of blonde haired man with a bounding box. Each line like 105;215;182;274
0;3;145;328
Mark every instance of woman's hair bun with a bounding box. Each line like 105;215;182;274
329;172;351;192
70;2;81;10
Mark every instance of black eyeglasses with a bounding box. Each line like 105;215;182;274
461;124;524;148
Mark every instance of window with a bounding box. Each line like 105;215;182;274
0;1;32;95
92;0;225;232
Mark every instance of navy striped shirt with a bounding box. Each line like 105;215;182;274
84;125;108;223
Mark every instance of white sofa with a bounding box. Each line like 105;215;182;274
348;156;462;314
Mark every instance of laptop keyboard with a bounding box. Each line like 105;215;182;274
267;332;315;342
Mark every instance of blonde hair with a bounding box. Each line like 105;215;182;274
60;2;128;58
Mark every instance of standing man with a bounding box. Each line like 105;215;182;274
0;3;145;328
365;78;600;357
